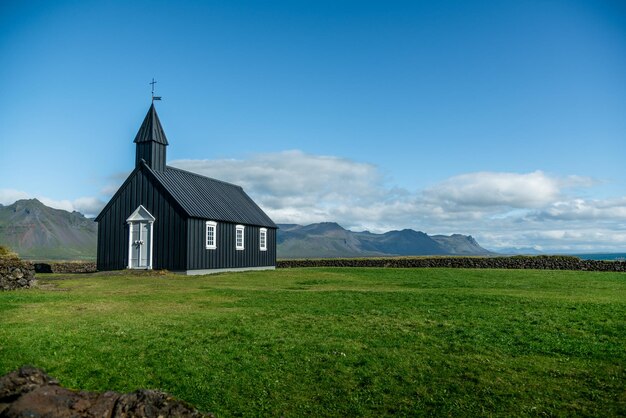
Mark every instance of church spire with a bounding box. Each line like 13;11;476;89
134;103;168;171
134;103;168;145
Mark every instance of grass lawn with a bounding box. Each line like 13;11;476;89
0;268;624;416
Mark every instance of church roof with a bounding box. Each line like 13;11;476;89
145;163;277;228
134;103;169;145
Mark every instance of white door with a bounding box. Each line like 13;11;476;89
129;221;151;269
139;222;150;267
126;205;155;270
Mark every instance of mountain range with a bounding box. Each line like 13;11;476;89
277;222;492;258
0;199;97;260
0;199;492;260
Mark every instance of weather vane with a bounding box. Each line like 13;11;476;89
150;78;162;102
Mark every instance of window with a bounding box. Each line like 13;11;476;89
260;228;267;251
206;221;217;250
236;225;245;250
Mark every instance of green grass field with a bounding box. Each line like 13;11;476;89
0;268;624;416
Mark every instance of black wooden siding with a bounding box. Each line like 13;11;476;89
96;168;187;271
136;142;166;171
186;218;276;270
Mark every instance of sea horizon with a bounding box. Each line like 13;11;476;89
570;253;626;261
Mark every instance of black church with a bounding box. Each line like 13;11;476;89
95;104;277;274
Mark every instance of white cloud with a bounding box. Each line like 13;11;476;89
173;150;388;201
534;197;626;221
4;151;624;253
100;171;131;196
172;151;401;228
72;197;107;216
101;184;121;196
37;197;75;213
423;171;576;209
171;151;626;253
0;189;30;206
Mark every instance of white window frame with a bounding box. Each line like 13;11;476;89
236;225;245;250
205;221;217;250
259;228;267;251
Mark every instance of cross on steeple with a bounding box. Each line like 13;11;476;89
150;78;162;102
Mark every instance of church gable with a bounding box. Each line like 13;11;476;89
96;166;187;271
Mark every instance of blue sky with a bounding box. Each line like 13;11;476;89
1;0;625;252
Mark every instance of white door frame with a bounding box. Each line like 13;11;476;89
126;205;155;269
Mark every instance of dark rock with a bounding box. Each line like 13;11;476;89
34;262;97;274
0;366;212;417
0;259;35;291
0;365;58;403
112;390;211;417
33;263;53;273
277;255;626;272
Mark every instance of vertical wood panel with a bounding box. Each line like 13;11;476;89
184;219;276;270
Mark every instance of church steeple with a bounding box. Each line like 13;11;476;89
134;103;168;171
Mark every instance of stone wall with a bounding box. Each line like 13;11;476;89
0;258;36;290
34;262;97;274
277;255;626;272
29;256;626;274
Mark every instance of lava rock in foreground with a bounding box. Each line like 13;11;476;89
0;366;212;417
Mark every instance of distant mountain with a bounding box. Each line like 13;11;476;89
358;229;444;255
0;199;97;260
0;199;493;261
276;222;376;259
431;234;492;255
277;222;493;258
